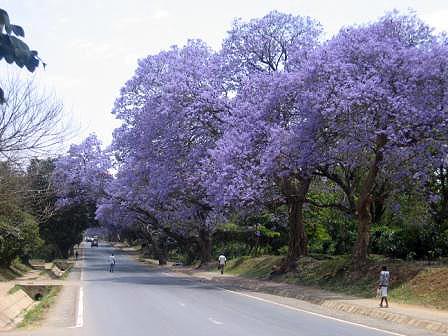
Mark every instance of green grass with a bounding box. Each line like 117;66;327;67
59;262;74;279
7;284;22;295
0;267;20;281
389;284;416;304
221;254;448;310
226;255;282;278
11;259;31;274
388;267;448;310
53;260;73;271
17;286;61;329
0;259;31;281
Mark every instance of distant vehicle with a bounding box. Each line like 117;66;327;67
85;236;93;242
91;239;98;247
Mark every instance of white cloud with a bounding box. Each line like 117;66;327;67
68;39;95;50
423;9;448;33
58;16;70;23
151;9;169;20
119;16;146;24
124;52;140;67
44;74;82;90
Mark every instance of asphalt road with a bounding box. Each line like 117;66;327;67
60;244;403;336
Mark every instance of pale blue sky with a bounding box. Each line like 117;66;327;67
2;0;448;147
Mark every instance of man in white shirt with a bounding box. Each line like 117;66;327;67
218;254;226;275
378;266;390;308
109;253;116;273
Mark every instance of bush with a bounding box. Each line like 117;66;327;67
0;208;42;266
370;222;448;260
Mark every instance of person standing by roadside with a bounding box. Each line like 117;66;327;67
218;253;226;275
109;253;116;273
378;266;390;308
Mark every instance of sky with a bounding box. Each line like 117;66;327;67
2;0;448;150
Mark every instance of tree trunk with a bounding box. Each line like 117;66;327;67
157;255;167;265
280;175;311;272
353;134;387;267
198;228;212;266
156;234;168;265
183;241;197;265
353;195;373;265
286;198;307;268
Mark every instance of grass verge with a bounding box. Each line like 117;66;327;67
7;284;22;295
222;254;448;310
17;286;61;329
0;259;31;281
59;262;74;280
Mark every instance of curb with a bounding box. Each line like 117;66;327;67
321;300;448;334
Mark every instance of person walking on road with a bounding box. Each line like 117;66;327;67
75;250;79;260
109;253;116;273
378;265;390;308
218;253;226;275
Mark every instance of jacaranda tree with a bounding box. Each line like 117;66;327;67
206;11;323;271
110;40;230;263
298;12;448;265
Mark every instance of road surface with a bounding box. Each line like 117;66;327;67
77;244;410;336
7;244;433;336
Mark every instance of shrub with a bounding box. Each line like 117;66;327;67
0;207;42;266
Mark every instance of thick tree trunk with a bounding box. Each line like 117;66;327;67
157;254;167;265
198;228;212;266
353;134;387;267
279;175;311;272
135;221;167;264
183;241;197;265
432;165;448;225
353;195;373;265
286;198;307;268
156;234;168;265
148;237;167;265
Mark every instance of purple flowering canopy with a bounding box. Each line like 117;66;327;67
55;10;448;269
108;39;230;262
53;134;111;208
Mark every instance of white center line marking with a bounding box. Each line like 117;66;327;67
221;289;407;336
75;286;84;328
208;317;223;325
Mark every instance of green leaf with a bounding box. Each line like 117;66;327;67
0;8;42;74
0;87;5;104
5;53;13;63
11;25;24;37
0;9;10;33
